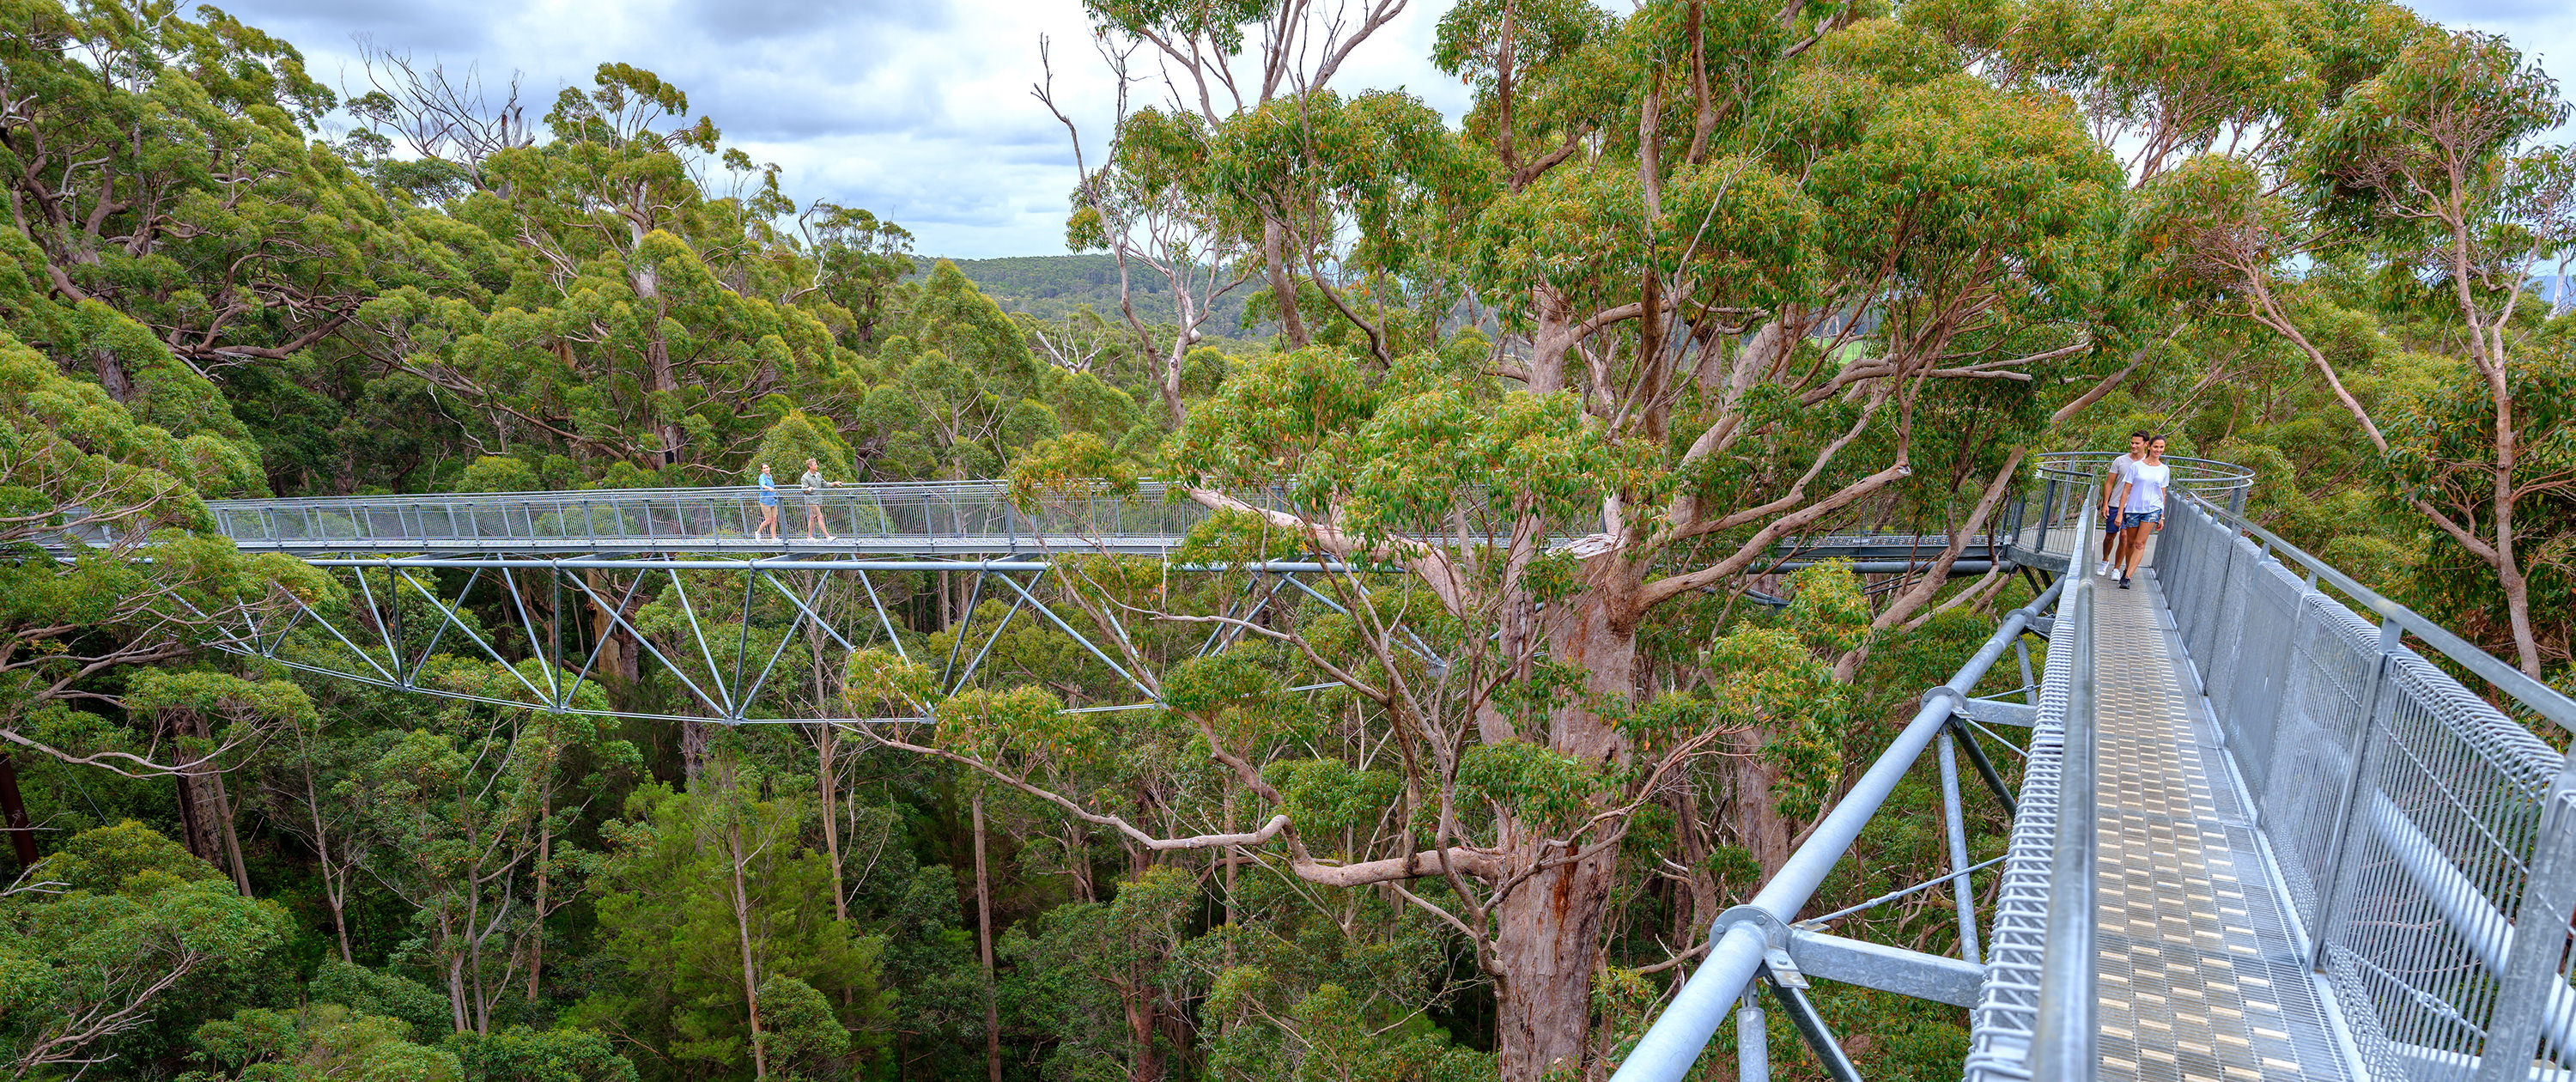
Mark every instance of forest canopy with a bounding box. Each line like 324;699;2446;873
0;0;2571;1080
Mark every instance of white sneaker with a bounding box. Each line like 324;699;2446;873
2096;560;2111;575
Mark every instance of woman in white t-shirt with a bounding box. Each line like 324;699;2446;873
2110;435;2171;589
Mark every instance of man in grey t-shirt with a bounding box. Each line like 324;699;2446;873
799;458;841;541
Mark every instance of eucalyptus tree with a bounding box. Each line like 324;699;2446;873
908;4;2136;1073
0;0;415;387
0;327;326;778
2136;26;2575;678
1049;0;1415;424
356;64;857;477
789;202;916;350
578;760;888;1082
343;667;633;1035
0;821;286;1078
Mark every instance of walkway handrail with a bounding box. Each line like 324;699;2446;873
1609;558;2075;1081
2030;492;2098;1081
2180;490;2576;737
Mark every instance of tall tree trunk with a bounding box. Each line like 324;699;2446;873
0;755;39;872
298;756;355;964
1126;984;1165;1082
820;724;848;922
527;789;551;1001
682;719;709;783
173;771;215;864
89;347;134;403
630;232;686;466
448;949;471;1034
180;711;254;897
972;794;1001;1082
1722;728;1795;877
729;818;769;1080
1262;218;1310;347
581;570;642;689
1488;585;1638;1079
1492;842;1623;1078
1669;787;1712;952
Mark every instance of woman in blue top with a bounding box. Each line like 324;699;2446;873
754;462;782;541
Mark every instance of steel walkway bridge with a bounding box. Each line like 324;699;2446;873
125;478;2026;725
80;454;2576;1079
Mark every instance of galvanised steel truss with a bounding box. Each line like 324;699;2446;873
204;553;1382;726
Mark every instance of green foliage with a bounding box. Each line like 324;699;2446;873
308;963;451;1036
188;1004;460;1082
2;823;289;1076
443;1027;636;1082
574;776;888;1079
2;2;2572;1080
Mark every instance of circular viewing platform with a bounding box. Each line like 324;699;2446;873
1998;453;2255;573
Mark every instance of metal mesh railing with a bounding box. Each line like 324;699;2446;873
197;482;1242;551
2154;495;2576;1082
1962;570;2081;1079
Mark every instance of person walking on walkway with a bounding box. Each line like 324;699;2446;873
799;457;841;541
2111;435;2171;589
754;462;782;542
2098;430;2147;576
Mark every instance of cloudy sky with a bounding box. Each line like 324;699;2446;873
226;0;2568;260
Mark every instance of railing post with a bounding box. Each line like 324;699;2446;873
1736;993;1769;1082
2035;477;2059;558
2474;756;2576;1082
1937;728;1983;964
2307;616;2402;973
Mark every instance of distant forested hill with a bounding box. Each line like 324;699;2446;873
915;254;1269;339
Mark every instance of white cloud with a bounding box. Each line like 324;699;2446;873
233;0;2563;258
248;0;1470;258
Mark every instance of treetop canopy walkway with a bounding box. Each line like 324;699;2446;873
70;453;2576;1080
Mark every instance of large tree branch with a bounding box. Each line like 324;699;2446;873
850;726;1501;885
1868;446;2026;631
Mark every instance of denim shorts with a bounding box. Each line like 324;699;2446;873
2121;508;2163;530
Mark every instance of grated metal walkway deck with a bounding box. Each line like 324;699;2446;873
2092;568;2351;1081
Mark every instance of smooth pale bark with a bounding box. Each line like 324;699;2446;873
294;762;352;964
527;788;550;1001
972;794;1000;1082
820;724;848;922
629;225;685;465
727;817;769;1080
